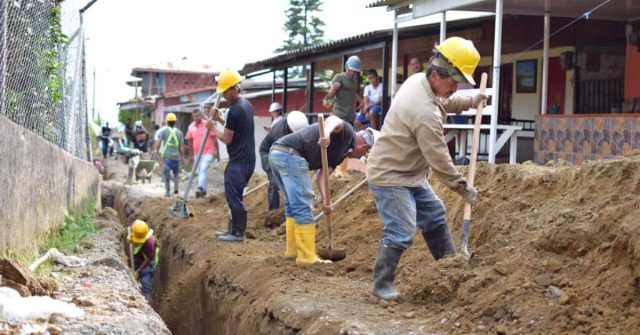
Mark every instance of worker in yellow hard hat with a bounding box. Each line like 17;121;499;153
153;113;186;197
207;69;256;242
366;37;486;301
127;220;159;302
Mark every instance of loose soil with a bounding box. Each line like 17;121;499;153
106;153;640;334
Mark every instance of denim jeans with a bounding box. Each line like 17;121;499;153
163;159;180;181
269;149;314;224
196;153;213;191
260;152;280;210
101;139;109;159
368;182;449;251
134;259;154;302
224;160;255;213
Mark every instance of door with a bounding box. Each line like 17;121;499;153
546;57;566;114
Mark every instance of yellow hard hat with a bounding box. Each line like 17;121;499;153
216;69;242;93
131;220;149;244
436;37;480;85
166;113;177;122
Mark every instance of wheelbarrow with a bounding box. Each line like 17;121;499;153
135;160;157;184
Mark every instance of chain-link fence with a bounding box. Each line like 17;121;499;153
0;0;90;160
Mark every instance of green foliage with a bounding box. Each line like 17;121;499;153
40;5;69;105
45;202;97;254
276;0;326;78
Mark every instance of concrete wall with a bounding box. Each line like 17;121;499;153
0;115;100;255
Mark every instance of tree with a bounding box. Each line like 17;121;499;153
276;0;326;77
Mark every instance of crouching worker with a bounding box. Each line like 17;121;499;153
269;115;379;264
128;220;159;302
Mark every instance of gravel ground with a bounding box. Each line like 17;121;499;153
0;207;170;335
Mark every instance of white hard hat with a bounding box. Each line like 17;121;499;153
269;102;283;113
286;111;309;132
360;127;380;147
346;55;362;72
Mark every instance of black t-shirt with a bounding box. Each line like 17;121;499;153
275;121;355;170
101;126;112;140
225;97;255;163
259;117;291;154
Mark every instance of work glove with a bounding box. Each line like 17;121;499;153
456;182;478;206
471;93;488;109
134;271;140;280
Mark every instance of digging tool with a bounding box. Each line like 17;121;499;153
316;115;347;262
313;177;368;223
243;180;269;197
460;72;488;259
127;226;135;269
170;93;222;218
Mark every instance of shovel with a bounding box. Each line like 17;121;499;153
170;93;222;218
460;72;488;259
316;115;347;262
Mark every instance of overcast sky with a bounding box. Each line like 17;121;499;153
66;0;481;125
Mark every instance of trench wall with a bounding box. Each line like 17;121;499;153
0;114;100;254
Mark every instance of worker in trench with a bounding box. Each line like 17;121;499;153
128;220;159;302
269;116;379;264
258;110;310;210
207;69;256;242
366;37;487;300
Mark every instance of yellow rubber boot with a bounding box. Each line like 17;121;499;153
284;217;297;259
294;223;331;264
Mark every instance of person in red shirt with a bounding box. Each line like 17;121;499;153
186;108;220;198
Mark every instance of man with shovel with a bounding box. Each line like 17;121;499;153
269;116;378;264
207;69;255;242
186;108;219;199
367;37;485;300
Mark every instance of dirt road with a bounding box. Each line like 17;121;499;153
106;153;640;334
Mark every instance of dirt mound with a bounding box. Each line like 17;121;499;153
122;155;640;334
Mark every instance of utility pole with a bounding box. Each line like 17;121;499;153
92;66;96;120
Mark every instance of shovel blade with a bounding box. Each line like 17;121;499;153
170;200;192;218
460;218;472;259
317;247;346;262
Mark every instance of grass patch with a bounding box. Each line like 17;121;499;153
44;202;98;254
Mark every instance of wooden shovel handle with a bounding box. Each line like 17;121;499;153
463;73;488;220
317;115;334;249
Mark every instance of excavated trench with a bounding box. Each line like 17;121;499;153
101;151;640;335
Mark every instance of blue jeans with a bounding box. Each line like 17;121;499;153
260;152;280;210
368;182;449;251
134;259;154;302
224;160;255;213
269;149;314;224
196;153;213;191
101;139;109;158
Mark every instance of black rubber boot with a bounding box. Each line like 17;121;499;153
218;210;245;242
215;215;232;237
370;243;403;300
423;224;456;260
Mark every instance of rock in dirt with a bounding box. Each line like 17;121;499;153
1;279;30;297
558;293;571;305
546;285;563;300
263;209;285;228
534;272;553;287
0;259;44;295
493;262;511;276
403;311;416;319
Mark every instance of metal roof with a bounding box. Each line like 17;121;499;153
366;0;410;9
241;30;381;75
367;0;640;21
240;17;487;75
